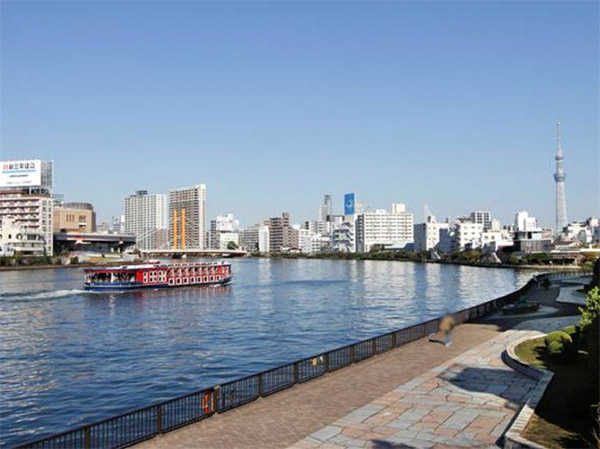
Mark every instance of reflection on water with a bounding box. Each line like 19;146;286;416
0;259;535;447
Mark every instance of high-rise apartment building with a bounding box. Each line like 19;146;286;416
124;191;168;250
268;212;298;252
355;204;414;252
169;184;206;250
0;160;54;255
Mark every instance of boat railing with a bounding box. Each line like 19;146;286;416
15;269;591;449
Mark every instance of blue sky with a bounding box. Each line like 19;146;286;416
1;1;598;228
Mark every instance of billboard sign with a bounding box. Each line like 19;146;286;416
0;160;42;188
344;192;355;216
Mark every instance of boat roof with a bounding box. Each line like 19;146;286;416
84;261;230;273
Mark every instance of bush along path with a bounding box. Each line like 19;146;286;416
516;286;600;449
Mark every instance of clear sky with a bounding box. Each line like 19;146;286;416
1;1;598;228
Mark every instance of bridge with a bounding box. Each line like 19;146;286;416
140;248;247;258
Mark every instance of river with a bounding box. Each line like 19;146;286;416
0;258;535;447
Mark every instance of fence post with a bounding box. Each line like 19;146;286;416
323;353;330;373
84;427;91;449
293;362;299;383
372;338;377;355
392;332;397;348
257;374;263;397
156;404;163;434
350;345;356;363
214;386;220;413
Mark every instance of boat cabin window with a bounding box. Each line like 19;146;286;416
86;272;135;283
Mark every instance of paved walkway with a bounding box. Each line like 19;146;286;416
290;316;578;449
135;284;572;449
136;323;502;449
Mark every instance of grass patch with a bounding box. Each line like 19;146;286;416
515;337;596;448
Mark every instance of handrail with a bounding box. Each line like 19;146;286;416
15;270;587;449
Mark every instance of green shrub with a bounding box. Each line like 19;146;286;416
70;256;79;265
544;331;572;347
562;324;580;345
546;338;577;363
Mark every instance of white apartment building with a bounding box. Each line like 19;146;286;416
210;213;241;249
332;220;355;252
513;211;548;253
258;224;270;253
0;159;54;255
413;216;449;252
124;191;168;250
515;211;539;232
298;228;315;254
169;184;206;250
455;219;484;250
355;204;414;252
217;232;239;250
0;217;47;255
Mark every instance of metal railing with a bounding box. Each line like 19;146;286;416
17;271;577;449
543;269;591;280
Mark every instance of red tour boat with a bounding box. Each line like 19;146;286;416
84;261;232;291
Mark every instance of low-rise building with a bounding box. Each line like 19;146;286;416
53;202;96;233
0;217;46;255
455;219;484;251
413;216;449;252
512;211;551;253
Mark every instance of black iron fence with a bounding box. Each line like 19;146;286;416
16;271;588;449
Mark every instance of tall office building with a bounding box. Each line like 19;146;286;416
554;122;568;234
0;160;54;255
169;184;206;250
124;191;168;250
318;194;333;222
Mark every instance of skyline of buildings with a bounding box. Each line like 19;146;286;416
0;121;598;257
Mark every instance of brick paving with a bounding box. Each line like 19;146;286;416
289;316;578;449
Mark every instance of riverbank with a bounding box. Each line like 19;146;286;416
0;262;128;272
1;254;589;272
250;252;590;272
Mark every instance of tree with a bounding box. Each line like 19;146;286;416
227;241;239;250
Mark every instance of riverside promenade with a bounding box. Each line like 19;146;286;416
136;284;575;449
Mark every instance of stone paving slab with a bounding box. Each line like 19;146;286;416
288;316;579;449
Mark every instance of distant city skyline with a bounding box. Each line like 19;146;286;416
1;1;598;227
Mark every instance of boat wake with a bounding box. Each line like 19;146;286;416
0;289;85;302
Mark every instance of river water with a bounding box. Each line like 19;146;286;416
0;259;535;447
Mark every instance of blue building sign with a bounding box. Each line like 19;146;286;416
344;193;355;215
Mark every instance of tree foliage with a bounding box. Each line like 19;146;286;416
580;287;600;330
